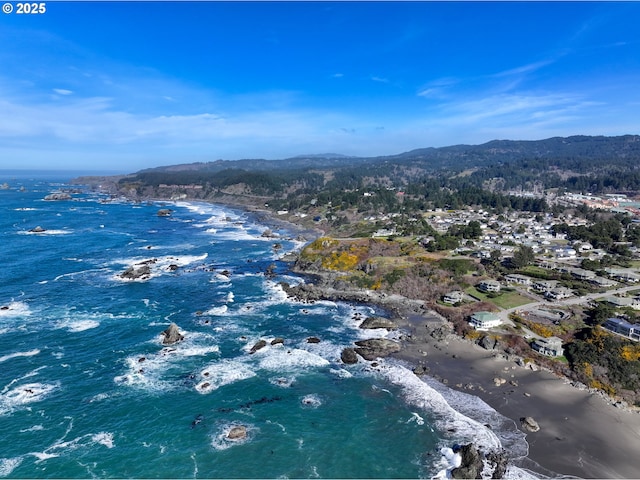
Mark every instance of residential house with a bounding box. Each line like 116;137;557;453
532;336;564;357
443;291;464;305
505;274;532;287
532;279;559;294
602;317;640;341
545;287;573;301
469;311;502;330
477;279;501;293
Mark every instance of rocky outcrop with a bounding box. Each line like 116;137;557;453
157;209;173;217
120;264;152;280
359;316;398;330
250;340;267;353
29;226;46;233
306;336;321;344
340;347;358;364
270;337;284;346
44;192;72;201
520;416;540;432
162;323;184;345
353;338;400;360
227;425;247;440
479;335;499;350
450;444;483;479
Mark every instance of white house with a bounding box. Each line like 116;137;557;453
532;336;564;357
477;279;501;293
443;291;464;305
469;311;502;330
505;274;532;286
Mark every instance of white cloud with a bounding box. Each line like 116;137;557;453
53;88;73;95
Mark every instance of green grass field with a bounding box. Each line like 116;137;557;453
466;286;533;309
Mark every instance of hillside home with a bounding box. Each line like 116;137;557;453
532;336;564;357
532;279;559;293
602;318;640;342
545;287;573;301
604;296;640;310
443;291;464;305
505;274;532;286
477;279;501;293
469;311;502;330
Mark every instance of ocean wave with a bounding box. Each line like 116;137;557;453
0;301;31;318
0;382;60;416
0;349;40;363
195;359;257;393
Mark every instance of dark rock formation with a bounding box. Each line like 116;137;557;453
161;323;184;345
359;316;398;330
271;337;284;346
479;335;498;350
44;192;72;201
306;336;321;344
520;416;540;432
29;226;46;233
486;450;509;479
340;347;358;364
451;444;483;479
353;338;400;360
120;264;152;280
157;209;173;216
250;339;267;353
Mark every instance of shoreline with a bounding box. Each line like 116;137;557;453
392;312;640;479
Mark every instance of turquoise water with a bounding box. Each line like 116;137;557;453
0;173;530;479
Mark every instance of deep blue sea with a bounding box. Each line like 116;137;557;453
0;173;533;479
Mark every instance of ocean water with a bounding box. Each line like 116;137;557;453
0;173;534;479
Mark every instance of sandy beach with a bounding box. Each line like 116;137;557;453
392;313;640;479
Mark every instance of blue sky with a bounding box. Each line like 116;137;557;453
1;1;640;172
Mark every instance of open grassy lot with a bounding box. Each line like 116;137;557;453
466;287;533;309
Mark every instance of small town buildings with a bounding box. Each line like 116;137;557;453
545;287;573;301
469;311;502;330
443;291;464;305
532;336;564;357
568;268;596;281
477;279;501;293
602;317;640;341
590;276;617;288
532;279;559;293
605;269;640;283
603;296;640;310
505;274;532;286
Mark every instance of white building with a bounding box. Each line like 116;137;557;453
469;311;502;330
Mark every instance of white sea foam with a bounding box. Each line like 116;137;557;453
20;229;72;235
0;301;31;317
19;424;45;433
0;349;40;363
300;394;322;408
203;305;228;316
57;319;100;332
0;457;24;477
29;431;116;464
330;368;353;379
1;382;59;415
195;359;256;393
256;347;330;371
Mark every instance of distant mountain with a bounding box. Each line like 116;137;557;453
138;134;640;176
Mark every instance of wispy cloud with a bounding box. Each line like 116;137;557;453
371;76;390;84
53;88;73;95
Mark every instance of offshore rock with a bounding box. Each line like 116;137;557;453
340;347;358;364
161;323;184;345
29;226;46;233
227;425;247;440
157;209;173;216
354;338;400;360
359;316;398;330
250;339;267;353
120;264;152;280
44;192;72;201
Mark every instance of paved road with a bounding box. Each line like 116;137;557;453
497;284;640;322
